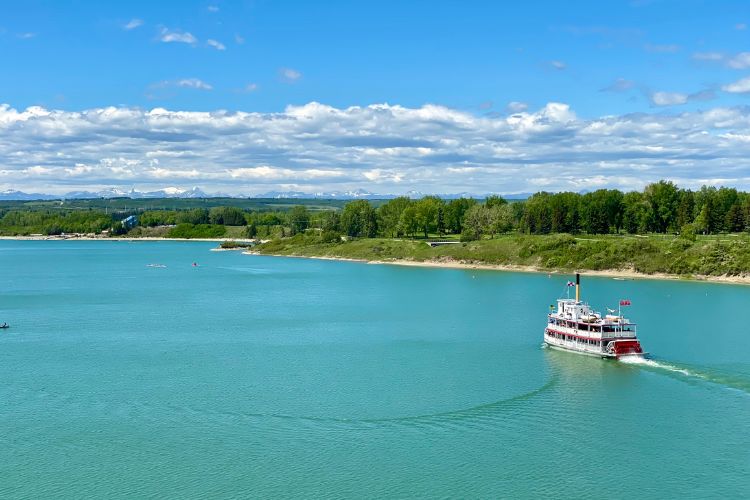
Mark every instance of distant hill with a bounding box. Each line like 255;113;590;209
0;186;529;201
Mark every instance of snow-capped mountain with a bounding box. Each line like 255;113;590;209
0;186;524;201
0;189;58;200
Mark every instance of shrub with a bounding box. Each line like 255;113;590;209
167;223;227;239
320;230;342;244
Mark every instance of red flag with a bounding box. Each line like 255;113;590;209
619;299;631;306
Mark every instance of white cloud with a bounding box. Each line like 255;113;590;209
549;60;566;70
206;39;226;50
6;101;750;194
159;27;197;45
727;52;750;69
601;78;635;92
207;5;219;12
692;51;750;70
650;91;688;106
506;101;528;113
280;67;302;82
124;19;143;30
692;51;725;62
722;76;750;93
234;34;245;44
243;83;259;92
154;78;213;90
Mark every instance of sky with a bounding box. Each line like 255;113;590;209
2;0;750;195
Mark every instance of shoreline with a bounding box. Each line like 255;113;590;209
0;236;253;243
243;251;750;286
2;235;748;285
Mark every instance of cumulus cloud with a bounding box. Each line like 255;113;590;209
159;27;197;45
279;67;302;82
124;19;143;30
650;91;688;106
722;76;750;93
206;39;226;50
5;101;750;195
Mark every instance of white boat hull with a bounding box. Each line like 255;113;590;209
544;340;614;358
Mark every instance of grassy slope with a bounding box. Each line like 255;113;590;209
255;233;750;277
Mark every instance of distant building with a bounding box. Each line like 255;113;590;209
122;215;138;229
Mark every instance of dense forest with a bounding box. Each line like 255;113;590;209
1;180;750;240
305;180;750;242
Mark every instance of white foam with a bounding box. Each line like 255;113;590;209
619;356;693;376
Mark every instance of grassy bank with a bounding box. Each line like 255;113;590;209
253;233;750;278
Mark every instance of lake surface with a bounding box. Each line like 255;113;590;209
1;240;748;498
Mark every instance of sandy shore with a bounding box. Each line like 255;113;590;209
242;251;750;285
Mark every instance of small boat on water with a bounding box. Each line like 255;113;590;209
146;264;167;268
0;323;9;329
544;273;645;359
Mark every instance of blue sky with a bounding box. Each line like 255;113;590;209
2;0;750;195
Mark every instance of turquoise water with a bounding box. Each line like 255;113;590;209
1;240;749;498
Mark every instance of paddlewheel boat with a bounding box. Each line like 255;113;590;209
544;273;645;359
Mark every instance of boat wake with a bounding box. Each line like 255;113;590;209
618;356;692;375
619;356;750;395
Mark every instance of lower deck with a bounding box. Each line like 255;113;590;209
544;329;610;357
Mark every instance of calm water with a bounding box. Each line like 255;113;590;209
0;240;748;498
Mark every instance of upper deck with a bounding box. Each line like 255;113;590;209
548;298;636;339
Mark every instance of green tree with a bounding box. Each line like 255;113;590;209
484;194;507;208
377;197;411;237
622;192;650;234
725;203;745;232
414;196;443;238
436;205;446;236
341;200;378;237
209;206;247;226
521;193;553;234
676;190;696;229
288;206;310;235
489;204;514;235
321;211;341;232
463;204;491;239
644;180;679;233
444;198;476;234
177;208;210;225
398;205;419;238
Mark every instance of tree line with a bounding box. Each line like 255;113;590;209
2;180;750;238
318;181;750;240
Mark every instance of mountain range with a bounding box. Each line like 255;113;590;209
0;187;531;201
